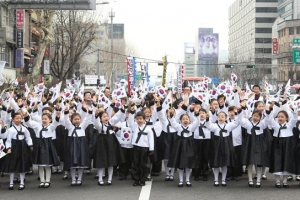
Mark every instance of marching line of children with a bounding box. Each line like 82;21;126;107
1;85;300;191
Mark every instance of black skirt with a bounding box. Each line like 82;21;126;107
32;138;60;166
54;125;68;162
210;135;237;168
2;139;31;173
64;136;90;170
156;131;177;161
167;135;195;169
241;132;270;167
93;134;125;168
194;139;211;167
269;136;296;174
295;139;300;174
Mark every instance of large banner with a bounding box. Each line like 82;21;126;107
126;57;136;94
198;34;219;60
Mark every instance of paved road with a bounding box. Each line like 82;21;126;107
0;167;300;200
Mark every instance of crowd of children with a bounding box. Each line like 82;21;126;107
0;82;300;191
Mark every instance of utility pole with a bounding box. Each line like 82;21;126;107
97;49;101;85
109;8;115;89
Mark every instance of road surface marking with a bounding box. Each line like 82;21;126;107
139;180;153;200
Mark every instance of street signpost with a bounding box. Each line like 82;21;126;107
293;49;300;64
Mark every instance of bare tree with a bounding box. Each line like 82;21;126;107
50;11;99;83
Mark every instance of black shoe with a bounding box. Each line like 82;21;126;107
287;175;293;181
256;182;261;188
8;184;14;190
76;180;82;186
248;181;254;187
296;176;300;181
98;181;105;186
71;181;76;186
26;170;33;175
57;169;63;174
44;182;50;188
38;182;45;188
165;175;170;181
203;176;208;181
186;181;192;187
221;180;227;187
140;181;146;186
283;183;289;188
169;175;174;181
178;181;183;187
52;169;58;174
261;175;267;180
18;184;25;190
214;181;219;187
194;176;200;181
106;180;112;186
275;182;281;188
63;174;68;180
133;181;139;186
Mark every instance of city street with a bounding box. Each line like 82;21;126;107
0;167;300;200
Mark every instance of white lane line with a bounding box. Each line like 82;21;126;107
139;180;153;200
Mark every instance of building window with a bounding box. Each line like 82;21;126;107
289;27;295;35
255;28;272;33
255;48;272;54
256;7;277;13
297;27;300;34
255;18;276;23
0;7;9;27
0;46;12;68
256;0;278;2
255;38;272;43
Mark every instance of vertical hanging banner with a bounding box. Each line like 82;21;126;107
176;64;184;94
162;56;167;87
126;57;136;94
16;9;25;29
145;62;150;83
140;62;146;81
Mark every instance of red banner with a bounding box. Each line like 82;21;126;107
272;38;278;54
16;9;25;29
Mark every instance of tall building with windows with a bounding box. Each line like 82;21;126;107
278;0;300;20
183;42;196;77
228;0;278;84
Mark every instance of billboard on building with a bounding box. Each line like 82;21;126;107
108;24;124;39
198;34;219;60
184;43;195;54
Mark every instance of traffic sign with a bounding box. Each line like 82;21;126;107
293;38;300;44
293;49;300;63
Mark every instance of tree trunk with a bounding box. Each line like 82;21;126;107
28;10;55;89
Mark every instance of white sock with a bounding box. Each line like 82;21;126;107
98;168;105;182
248;165;253;182
221;166;227;181
39;166;45;182
256;167;262;183
77;169;83;181
275;175;280;183
9;173;14;185
213;168;220;182
179;169;184;182
45;166;52;182
283;175;288;184
170;168;175;176
70;169;76;182
164;160;170;176
20;173;25;185
185;168;191;182
108;166;113;181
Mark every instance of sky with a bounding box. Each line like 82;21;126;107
97;0;236;81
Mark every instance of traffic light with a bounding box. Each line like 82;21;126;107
97;79;101;85
247;65;256;69
225;65;234;68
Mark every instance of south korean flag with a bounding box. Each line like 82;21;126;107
120;127;132;145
